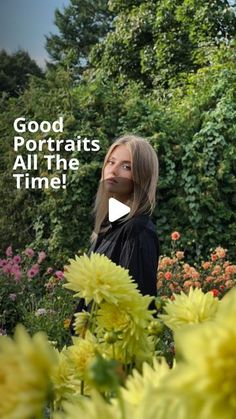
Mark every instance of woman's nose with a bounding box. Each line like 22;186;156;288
109;163;119;176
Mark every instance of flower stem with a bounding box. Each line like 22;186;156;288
89;300;98;334
81;380;84;395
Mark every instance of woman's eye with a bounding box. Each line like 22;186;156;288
122;164;131;170
107;160;131;170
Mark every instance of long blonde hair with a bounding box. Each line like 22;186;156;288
91;134;159;242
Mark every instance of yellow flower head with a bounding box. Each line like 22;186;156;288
160;287;219;332
66;331;97;380
0;325;57;419
96;297;154;363
169;287;236;418
54;391;119;419
122;358;170;407
118;296;154;360
97;302;130;331
52;347;82;409
73;311;91;336
63;252;140;305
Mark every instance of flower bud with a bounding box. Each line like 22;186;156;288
86;354;121;391
104;331;118;344
148;320;164;335
155;297;164;311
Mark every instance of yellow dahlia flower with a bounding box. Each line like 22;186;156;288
54;391;120;419
160;287;219;332
52;347;81;409
66;331;97;380
97;295;154;362
97;302;130;331
122;358;170;406
164;287;236;419
109;358;178;419
0;325;57;419
63;252;140;305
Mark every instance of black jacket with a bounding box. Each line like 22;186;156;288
70;214;159;333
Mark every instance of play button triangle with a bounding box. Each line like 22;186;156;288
108;198;130;222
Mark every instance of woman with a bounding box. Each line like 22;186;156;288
70;134;159;333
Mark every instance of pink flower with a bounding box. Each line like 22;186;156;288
0;259;7;267
11;263;20;271
171;231;180;241
211;289;219;297
27;264;39;279
184;280;193;287
25;248;35;257
176;251;184;260
14;270;22;282
55;270;64;280
11;264;22;281
6;246;13;257
46;267;53;275
9;293;17;301
2;264;11;274
202;262;211;270
38;251;46;264
164;271;172;281
13;255;21;264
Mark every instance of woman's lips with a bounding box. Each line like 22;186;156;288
106;178;118;184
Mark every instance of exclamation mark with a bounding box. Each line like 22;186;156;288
62;173;66;189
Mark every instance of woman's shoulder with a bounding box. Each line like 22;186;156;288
123;214;158;238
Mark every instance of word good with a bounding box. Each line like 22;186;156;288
13;117;63;133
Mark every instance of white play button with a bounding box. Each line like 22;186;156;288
108;198;130;222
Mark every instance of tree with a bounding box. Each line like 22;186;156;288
45;0;114;77
90;0;236;88
0;49;43;97
1;0;236;263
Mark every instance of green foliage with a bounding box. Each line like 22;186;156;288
21;282;74;349
31;161;101;265
0;0;236;263
0;93;45;252
164;51;236;258
91;0;236;88
45;0;114;77
0;49;43;97
0;67;106;261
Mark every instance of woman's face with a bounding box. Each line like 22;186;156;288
103;144;133;201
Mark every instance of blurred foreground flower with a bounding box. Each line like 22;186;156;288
0;325;57;419
122;358;170;407
55;391;120;419
168;286;236;418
